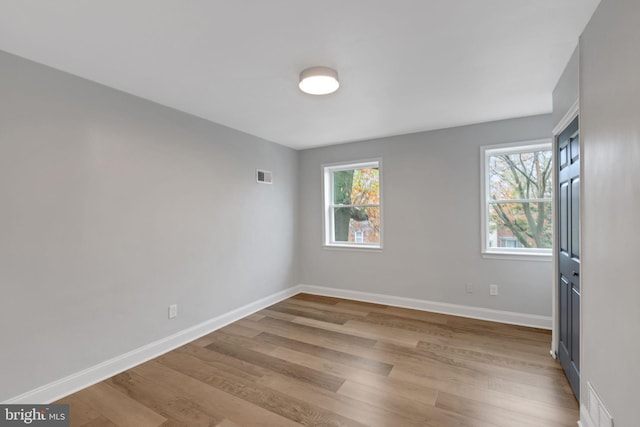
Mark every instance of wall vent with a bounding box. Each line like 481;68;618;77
256;169;273;184
585;382;614;427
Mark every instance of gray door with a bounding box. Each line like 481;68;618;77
557;116;580;399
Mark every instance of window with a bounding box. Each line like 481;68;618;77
323;160;381;248
481;140;552;256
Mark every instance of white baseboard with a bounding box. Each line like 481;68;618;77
3;285;302;404
5;283;551;404
298;284;552;329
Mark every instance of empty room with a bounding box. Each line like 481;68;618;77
1;1;638;426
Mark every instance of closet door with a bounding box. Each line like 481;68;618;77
557;116;580;399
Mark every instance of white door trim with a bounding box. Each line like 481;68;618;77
550;99;579;359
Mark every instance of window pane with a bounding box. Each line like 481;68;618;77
333;170;354;204
333;168;379;205
488;202;552;249
333;206;380;244
489;150;552;200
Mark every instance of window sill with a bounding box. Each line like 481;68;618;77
482;251;552;262
323;243;383;252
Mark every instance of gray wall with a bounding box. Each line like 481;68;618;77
552;47;579;126
580;0;640;424
0;51;299;401
551;46;580;357
299;115;553;317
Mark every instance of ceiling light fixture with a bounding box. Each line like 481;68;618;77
298;66;339;95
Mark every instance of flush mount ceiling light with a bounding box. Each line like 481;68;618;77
298;66;339;95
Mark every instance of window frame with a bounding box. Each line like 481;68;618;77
322;159;383;250
480;139;552;260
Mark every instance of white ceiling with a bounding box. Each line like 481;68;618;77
0;1;600;149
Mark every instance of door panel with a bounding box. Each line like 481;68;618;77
557;116;580;400
571;288;580;372
571;178;580;260
560;146;568;168
559;276;569;351
571;136;580;162
560;183;568;252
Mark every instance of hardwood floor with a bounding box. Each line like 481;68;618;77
56;294;579;426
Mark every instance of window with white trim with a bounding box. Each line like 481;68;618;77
481;141;552;256
323;160;381;248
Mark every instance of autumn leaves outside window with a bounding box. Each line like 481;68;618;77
323;160;381;248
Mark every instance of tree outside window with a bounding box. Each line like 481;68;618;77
483;141;552;255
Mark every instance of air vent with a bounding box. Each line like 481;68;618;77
256;169;272;184
586;382;613;427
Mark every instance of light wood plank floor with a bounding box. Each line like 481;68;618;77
56;294;579;426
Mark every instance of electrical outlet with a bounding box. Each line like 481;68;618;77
489;284;499;296
466;283;473;293
168;304;178;319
